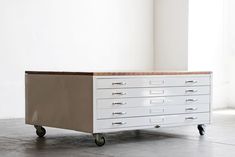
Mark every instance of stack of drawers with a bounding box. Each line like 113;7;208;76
94;75;211;132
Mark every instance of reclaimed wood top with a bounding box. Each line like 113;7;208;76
26;71;212;76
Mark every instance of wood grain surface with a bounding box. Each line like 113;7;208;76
26;71;212;76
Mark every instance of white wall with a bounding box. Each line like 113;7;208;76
223;0;235;108
154;0;188;70
0;0;154;119
188;0;227;109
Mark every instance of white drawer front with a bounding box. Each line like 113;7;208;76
97;107;163;119
97;95;210;109
165;104;209;114
96;77;210;89
96;86;210;99
97;104;209;119
96;116;161;129
164;113;210;124
96;113;210;130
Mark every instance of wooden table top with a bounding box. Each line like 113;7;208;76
26;71;212;76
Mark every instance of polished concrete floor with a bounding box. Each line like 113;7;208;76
1;110;235;157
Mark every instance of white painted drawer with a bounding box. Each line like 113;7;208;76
96;95;210;109
96;76;210;89
97;107;164;119
96;116;159;129
165;104;209;114
96;86;210;99
163;113;210;124
97;104;209;119
96;113;209;129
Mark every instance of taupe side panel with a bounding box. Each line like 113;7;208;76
25;74;93;133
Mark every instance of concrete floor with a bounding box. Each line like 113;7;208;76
1;110;235;157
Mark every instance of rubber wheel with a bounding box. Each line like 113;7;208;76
95;136;105;147
35;126;46;137
197;125;205;136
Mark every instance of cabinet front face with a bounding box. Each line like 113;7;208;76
93;75;212;133
96;77;210;89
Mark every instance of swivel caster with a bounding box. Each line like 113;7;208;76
34;125;46;137
93;134;105;147
197;124;205;136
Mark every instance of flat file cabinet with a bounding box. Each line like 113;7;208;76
25;71;212;146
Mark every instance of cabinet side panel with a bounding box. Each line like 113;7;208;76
25;74;93;133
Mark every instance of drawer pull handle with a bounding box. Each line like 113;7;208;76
150;90;164;95
186;99;198;102
185;80;198;84
185;107;198;111
112;92;126;95
150;99;165;104
112;122;127;125
112;112;127;115
185;90;198;93
112;82;126;85
112;102;126;105
149;80;164;85
150;117;164;123
150;109;164;114
185;117;198;120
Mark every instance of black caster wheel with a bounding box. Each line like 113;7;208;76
197;124;205;136
94;134;105;147
34;125;46;137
